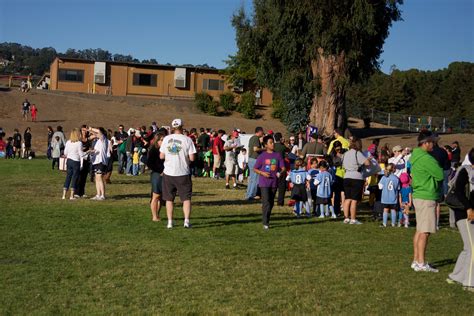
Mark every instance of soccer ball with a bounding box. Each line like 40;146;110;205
28;156;32;160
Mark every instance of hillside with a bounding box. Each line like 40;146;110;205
0;89;471;155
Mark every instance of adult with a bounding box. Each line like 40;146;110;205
75;125;92;198
125;128;137;175
296;131;306;152
12;129;21;159
409;130;444;272
147;132;166;222
115;125;129;174
159;119;196;229
224;131;241;189
451;141;461;167
300;133;325;160
47;126;54;160
388;145;407;177
274;132;289;206
254;135;286;229
430;138;451;229
21;99;30;121
23;127;32;159
103;130;114;184
447;148;474;291
327;128;350;155
245;126;264;200
342;137;371;224
329;141;346;216
197;127;210;151
212;130;225;179
52;126;66;155
62;129;84;200
88;127;110;200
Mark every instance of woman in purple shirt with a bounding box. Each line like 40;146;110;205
254;135;286;229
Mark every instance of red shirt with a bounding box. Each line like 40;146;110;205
212;136;224;155
0;139;5;152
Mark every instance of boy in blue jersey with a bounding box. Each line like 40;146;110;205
286;158;310;216
307;158;320;216
378;163;401;227
314;161;335;218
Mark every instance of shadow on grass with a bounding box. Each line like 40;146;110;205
430;258;456;268
113;193;150;200
193;199;259;207
111;179;150;185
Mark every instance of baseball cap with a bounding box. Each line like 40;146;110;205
392;145;403;152
171;118;182;128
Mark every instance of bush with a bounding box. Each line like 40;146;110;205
237;92;256;119
271;98;286;119
219;92;236;112
195;92;218;116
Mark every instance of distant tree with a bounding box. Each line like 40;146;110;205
231;0;402;134
113;54;134;62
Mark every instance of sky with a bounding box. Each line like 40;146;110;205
0;0;473;73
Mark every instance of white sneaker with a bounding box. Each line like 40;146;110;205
319;215;325;219
405;224;409;228
343;218;350;224
350;219;362;225
331;214;337;219
397;223;401;227
414;263;438;273
90;195;100;200
263;225;269;230
411;261;418;269
184;222;192;228
325;212;329;216
167;222;173;229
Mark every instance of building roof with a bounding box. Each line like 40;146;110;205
54;57;222;74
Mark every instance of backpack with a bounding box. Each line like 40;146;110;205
445;165;473;209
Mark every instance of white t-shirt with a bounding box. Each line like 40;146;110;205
92;136;109;165
64;140;84;162
237;152;248;169
160;133;197;176
388;155;406;177
224;138;241;163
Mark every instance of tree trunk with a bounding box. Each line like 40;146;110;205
309;48;347;136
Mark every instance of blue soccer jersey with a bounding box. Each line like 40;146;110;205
307;168;319;190
400;186;412;203
379;174;400;204
315;171;333;198
288;168;308;185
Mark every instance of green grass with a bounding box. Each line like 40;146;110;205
0;159;471;314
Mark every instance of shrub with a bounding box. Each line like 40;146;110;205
194;92;218;116
271;98;286;119
219;92;236;112
237;91;256;119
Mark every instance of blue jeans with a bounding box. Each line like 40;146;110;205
246;157;258;199
64;159;80;190
132;163;139;176
126;152;133;175
118;151;126;173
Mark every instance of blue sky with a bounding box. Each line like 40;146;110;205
0;0;472;73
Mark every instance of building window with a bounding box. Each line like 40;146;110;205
203;79;224;91
58;69;84;82
133;73;157;86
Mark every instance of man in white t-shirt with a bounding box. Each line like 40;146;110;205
388;145;407;177
160;118;197;229
224;131;241;189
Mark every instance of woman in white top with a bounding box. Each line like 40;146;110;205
88;127;109;200
62;129;84;200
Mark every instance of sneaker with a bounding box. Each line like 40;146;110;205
463;286;474;292
446;278;459;285
405;224;409;228
98;196;105;201
414;263;438;273
90;195;101;200
350;219;362;225
325;212;329;216
263;225;269;230
343;218;350;224
318;215;325;219
61;196;66;200
411;261;418;269
380;223;387;228
397;223;401;227
331;214;337;219
167;222;173;229
69;197;76;200
233;183;237;189
74;194;81;198
184;222;192;228
391;224;396;227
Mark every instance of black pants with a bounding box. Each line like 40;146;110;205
76;161;90;197
261;187;277;226
277;171;287;206
52;158;59;170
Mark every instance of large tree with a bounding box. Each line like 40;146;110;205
231;0;402;134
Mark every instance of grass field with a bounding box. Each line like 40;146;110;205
1;159;472;314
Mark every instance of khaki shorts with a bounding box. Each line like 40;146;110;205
225;161;237;175
413;199;437;233
213;154;222;169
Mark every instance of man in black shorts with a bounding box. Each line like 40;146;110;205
160;119;197;228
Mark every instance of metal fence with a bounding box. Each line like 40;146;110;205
347;106;470;133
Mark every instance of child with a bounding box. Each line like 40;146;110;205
140;148;147;174
314;161;335;218
286;158;310;217
132;147;140;176
254;135;285;229
378;163;400;227
30;104;38;122
237;148;248;183
6;137;14;159
307;158;319;216
398;172;412;228
51;136;61;169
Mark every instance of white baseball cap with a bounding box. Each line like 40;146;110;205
171;118;182;128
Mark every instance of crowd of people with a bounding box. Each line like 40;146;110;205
0;126;33;159
1;117;473;291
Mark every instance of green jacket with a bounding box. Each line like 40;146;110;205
410;147;444;200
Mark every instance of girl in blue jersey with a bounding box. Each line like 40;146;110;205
307;158;320;216
314;161;335;218
286;158;310;217
398;172;413;228
378;163;401;227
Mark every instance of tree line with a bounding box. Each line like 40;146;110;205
0;42;215;76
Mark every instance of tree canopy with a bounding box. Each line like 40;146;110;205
229;0;402;133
